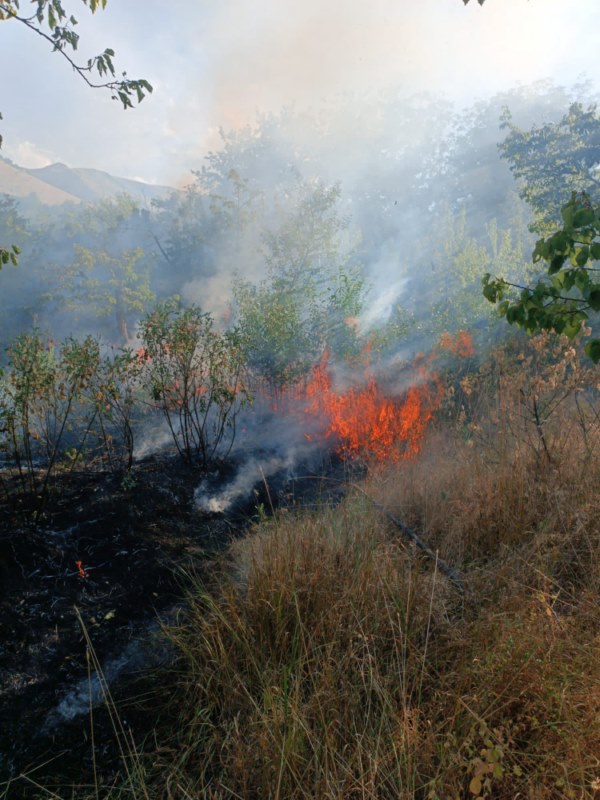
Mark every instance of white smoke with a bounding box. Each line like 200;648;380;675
195;453;298;514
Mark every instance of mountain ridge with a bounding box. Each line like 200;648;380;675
0;156;175;208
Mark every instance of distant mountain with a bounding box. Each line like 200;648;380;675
0;158;80;205
0;156;175;207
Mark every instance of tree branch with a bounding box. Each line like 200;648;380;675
5;10;113;89
0;3;152;107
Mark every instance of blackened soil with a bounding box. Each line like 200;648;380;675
0;454;352;798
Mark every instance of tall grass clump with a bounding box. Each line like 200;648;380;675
161;501;456;800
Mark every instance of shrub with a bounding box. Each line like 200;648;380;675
139;300;250;467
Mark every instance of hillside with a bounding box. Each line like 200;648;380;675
0;156;174;207
0;158;80;205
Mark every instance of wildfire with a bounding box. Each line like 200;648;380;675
256;331;474;463
438;330;475;358
303;351;443;462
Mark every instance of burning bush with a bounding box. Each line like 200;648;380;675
304;351;443;462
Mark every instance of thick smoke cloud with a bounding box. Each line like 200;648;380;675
1;0;599;184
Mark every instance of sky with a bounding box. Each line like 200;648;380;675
1;0;600;186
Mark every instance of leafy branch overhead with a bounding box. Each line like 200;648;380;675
0;0;152;109
483;193;600;362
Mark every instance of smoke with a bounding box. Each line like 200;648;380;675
3;0;598;185
194;388;337;514
43;615;176;731
4;1;600;473
169;0;597;173
195;454;296;514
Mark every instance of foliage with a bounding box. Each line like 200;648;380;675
208;168;264;238
0;243;19;267
139;300;250;467
483;193;600;361
0;331;100;508
234;278;319;394
151;186;215;286
500;102;600;234
234;180;366;397
61;244;154;343
0;194;27;272
0;301;252;503
398;209;532;347
0;1;152;268
85;346;142;471
53;195;156;343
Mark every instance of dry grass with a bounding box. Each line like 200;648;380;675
161;504;452;799
142;477;600;799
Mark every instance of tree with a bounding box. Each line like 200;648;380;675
233;181;366;397
500;103;600;234
483;193;600;362
54;195;156;343
0;195;25;269
151;186;216;289
61;245;153;343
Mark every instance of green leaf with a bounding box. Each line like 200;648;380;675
561;202;575;227
506;305;524;326
553;231;571;255
574;270;589;291
573;207;596;228
482;275;505;304
584;338;600;363
532;239;547;262
575;245;589;267
588;288;600;311
548;254;565;274
563;314;587;339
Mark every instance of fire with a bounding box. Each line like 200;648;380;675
135;346;151;364
438;330;475;358
256;330;474;463
75;560;89;579
303;352;442;462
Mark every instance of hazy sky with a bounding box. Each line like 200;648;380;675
1;0;599;185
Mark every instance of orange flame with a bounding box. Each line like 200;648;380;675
75;560;88;580
303;352;442;462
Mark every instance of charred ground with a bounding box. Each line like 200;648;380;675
0;452;349;794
